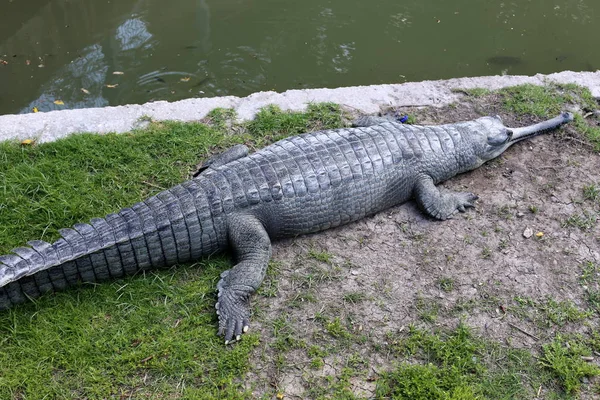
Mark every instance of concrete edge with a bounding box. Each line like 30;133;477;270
1;70;598;143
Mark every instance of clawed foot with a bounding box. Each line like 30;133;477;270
216;270;252;345
432;192;478;220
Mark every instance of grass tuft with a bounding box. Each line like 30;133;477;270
540;336;600;394
380;324;548;399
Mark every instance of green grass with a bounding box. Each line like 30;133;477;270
540;336;600;394
500;83;596;118
379;324;552;400
582;184;600;202
562;211;598;231
513;296;593;327
498;83;600;149
437;277;455;293
0;103;345;398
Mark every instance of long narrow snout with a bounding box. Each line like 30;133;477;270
509;112;574;143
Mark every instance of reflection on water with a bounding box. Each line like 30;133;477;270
0;0;598;115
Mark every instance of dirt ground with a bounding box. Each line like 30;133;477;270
241;98;600;399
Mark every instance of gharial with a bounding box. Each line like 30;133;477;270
0;111;573;343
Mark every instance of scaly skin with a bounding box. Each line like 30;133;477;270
0;112;573;343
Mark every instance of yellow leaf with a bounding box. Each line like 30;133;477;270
21;139;35;145
81;88;90;94
53;100;64;105
32;107;39;113
276;393;284;400
535;232;544;238
106;84;119;88
180;77;191;82
112;71;124;75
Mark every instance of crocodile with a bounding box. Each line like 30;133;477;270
0;111;573;343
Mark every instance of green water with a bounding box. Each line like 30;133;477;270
0;0;598;115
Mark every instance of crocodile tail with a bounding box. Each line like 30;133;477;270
0;181;221;310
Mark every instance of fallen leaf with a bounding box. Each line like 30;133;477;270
32;107;39;113
535;232;544;238
21;139;35;145
38;64;44;68
112;71;124;75
276;393;284;400
180;77;191;82
53;100;64;105
81;88;90;94
105;84;119;88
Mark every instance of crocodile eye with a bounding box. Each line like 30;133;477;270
487;129;513;146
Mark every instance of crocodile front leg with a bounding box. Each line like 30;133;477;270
413;174;478;220
216;212;271;344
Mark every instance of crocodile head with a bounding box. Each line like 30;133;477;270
470;112;573;167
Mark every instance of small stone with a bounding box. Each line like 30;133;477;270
516;212;524;218
523;228;533;238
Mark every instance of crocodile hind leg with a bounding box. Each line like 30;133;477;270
216;213;271;344
413;174;478;220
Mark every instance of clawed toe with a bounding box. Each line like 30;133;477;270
216;277;252;344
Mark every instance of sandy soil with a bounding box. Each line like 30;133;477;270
243;98;600;399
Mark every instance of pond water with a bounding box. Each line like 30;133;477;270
0;0;598;115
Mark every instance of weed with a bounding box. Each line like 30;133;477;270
580;261;599;285
500;83;595;118
310;357;324;369
204;107;237;131
514;297;593;327
498;239;509;250
437;277;455;293
541;298;593;326
588;290;600;313
583;184;600;201
415;296;440;322
272;316;306;351
343;292;367;304
540;336;600;394
325;317;351;339
287;291;317;308
257;260;281;298
246;103;344;143
308;249;335;265
481;246;492;259
405;114;417;124
563;211;598;231
381;324;546;399
496;204;513;220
